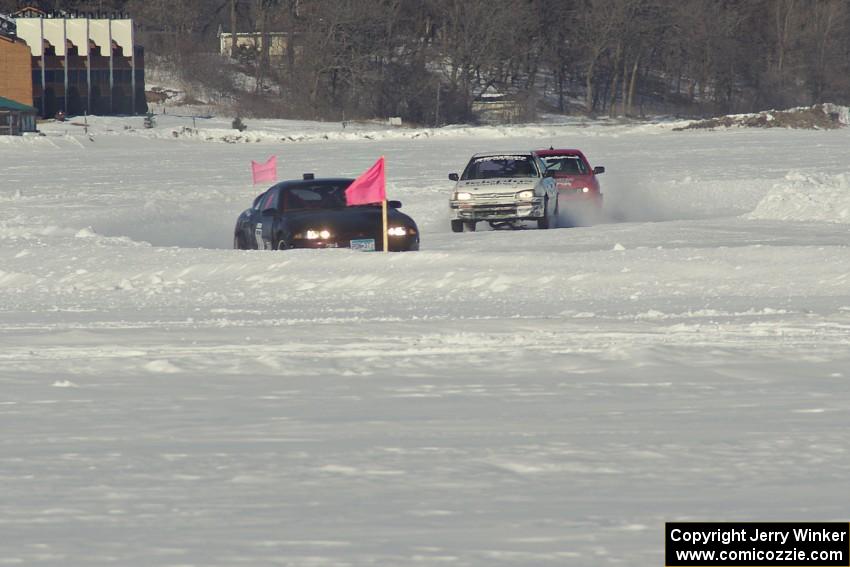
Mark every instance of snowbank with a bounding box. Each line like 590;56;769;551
746;171;850;223
127;121;663;144
36;112;670;145
676;104;850;131
823;102;850;125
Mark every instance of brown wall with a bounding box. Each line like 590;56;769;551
0;36;34;106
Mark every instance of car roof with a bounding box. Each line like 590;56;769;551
534;149;586;157
269;177;355;191
470;151;535;158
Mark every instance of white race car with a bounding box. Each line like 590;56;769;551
448;151;558;232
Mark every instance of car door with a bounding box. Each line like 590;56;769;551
254;189;279;249
536;156;557;201
240;192;263;249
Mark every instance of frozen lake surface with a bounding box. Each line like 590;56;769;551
1;115;849;566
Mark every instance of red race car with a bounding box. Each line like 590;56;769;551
534;148;605;224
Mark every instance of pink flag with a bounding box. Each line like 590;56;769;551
251;155;277;185
345;157;386;206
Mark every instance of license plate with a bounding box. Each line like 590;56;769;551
350;238;376;251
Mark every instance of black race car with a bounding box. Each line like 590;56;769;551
233;175;420;251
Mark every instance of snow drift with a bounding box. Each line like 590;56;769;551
747;171;850;223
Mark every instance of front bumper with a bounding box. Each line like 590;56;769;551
287;233;419;252
449;197;544;221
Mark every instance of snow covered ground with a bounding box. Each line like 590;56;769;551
1;116;849;566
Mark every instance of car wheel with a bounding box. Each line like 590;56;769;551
276;238;289;250
465;221;477;232
538;198;556;229
234;233;247;250
451;220;464;233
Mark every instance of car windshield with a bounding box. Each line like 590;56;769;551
462;155;538;180
542;155;587;174
281;183;350;211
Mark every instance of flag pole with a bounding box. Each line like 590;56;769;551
382;198;389;253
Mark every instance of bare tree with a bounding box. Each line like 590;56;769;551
13;0;850;121
803;0;848;102
572;0;625;114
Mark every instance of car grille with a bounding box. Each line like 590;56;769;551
292;229;381;250
334;229;378;241
467;192;517;202
457;204;520;218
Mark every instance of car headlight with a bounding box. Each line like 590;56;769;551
454;192;472;201
294;229;332;239
387;226;411;236
516;190;534;200
580;187;590;193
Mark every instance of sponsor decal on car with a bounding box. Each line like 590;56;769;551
255;223;266;249
473;155;528;163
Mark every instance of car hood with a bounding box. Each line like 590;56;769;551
455;178;538;194
282;207;414;233
551;173;593;189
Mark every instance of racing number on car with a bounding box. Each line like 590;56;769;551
255;223;266;250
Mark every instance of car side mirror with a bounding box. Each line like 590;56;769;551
593;166;605;175
448;173;459;181
388;200;402;209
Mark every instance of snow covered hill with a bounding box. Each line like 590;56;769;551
1;117;849;566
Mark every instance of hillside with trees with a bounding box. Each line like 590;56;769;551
4;0;850;123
